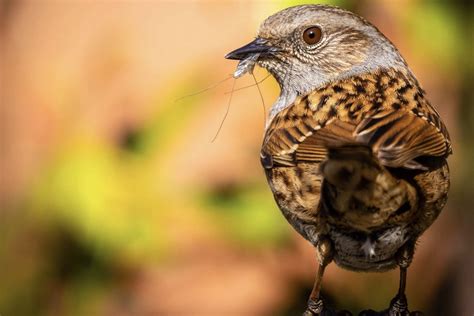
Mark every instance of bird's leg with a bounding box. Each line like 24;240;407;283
388;267;409;315
387;241;420;316
304;237;334;316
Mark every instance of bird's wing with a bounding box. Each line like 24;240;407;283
262;94;357;168
354;105;451;169
262;74;451;170
262;116;356;167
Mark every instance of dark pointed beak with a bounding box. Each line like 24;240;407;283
225;39;274;60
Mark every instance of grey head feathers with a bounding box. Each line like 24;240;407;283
252;5;410;122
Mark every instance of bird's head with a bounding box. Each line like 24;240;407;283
226;5;407;116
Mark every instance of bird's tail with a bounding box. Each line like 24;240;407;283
320;144;417;231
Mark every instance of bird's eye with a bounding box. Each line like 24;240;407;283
302;26;322;45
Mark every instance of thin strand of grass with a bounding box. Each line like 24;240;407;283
211;78;237;143
175;75;233;102
252;72;267;130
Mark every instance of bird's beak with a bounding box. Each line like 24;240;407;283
225;38;274;60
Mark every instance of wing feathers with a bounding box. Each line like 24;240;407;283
355;110;449;168
262;69;451;170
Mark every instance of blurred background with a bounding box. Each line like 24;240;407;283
1;0;473;315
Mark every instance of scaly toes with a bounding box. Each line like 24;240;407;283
303;298;351;316
358;295;423;316
388;294;409;315
304;298;324;315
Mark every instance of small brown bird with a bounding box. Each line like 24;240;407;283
225;4;451;316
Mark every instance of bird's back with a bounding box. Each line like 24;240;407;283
261;68;450;271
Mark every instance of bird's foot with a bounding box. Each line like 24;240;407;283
303;298;324;315
388;294;409;315
358;295;423;316
303;298;352;316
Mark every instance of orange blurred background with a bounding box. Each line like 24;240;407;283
1;1;473;315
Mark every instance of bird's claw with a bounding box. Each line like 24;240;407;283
303;298;352;316
358;295;423;316
303;298;324;315
388;294;409;315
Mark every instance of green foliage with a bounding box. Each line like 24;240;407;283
403;2;464;70
200;183;291;248
29;137;167;262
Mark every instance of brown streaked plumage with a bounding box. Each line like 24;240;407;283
226;4;451;315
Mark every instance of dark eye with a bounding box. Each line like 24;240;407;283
302;26;322;45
